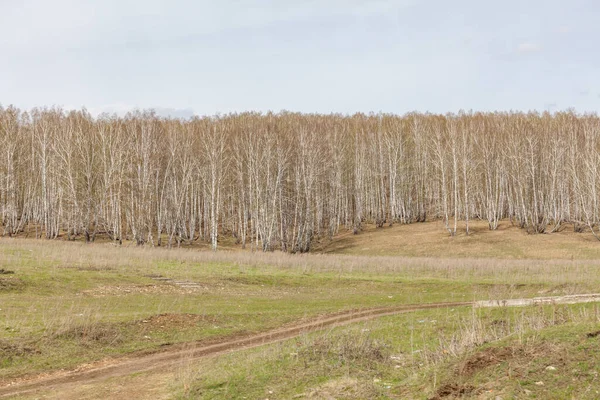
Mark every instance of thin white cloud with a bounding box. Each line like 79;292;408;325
517;42;541;53
0;0;417;53
3;1;600;114
557;25;571;34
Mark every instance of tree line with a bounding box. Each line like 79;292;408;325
1;106;599;251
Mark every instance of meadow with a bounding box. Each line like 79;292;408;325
2;221;600;399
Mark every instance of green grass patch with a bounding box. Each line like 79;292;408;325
174;303;600;399
1;238;600;391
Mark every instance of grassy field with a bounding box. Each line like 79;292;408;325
2;221;600;399
177;303;600;399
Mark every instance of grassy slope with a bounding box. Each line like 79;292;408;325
0;236;525;382
317;220;600;259
2;220;600;398
178;303;600;399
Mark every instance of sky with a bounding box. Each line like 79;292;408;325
1;0;599;118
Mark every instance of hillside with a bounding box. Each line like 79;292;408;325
319;220;600;259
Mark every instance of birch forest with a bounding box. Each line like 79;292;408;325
1;106;600;251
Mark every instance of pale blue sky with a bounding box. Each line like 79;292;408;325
1;0;599;117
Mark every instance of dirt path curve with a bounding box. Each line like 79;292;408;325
0;301;473;399
4;293;600;399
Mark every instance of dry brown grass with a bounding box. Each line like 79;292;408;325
420;304;599;367
3;231;600;290
318;219;600;259
306;376;378;399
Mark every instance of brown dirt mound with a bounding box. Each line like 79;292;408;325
428;347;520;399
430;383;475;399
0;276;25;291
432;342;565;399
0;340;40;359
457;346;516;376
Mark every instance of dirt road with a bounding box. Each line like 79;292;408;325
3;293;600;399
0;301;473;399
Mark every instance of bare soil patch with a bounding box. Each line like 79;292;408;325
136;313;203;329
0;276;24;291
475;293;600;308
432;340;569;399
79;284;199;297
587;330;600;338
457;346;516;376
0;340;40;359
429;383;475;399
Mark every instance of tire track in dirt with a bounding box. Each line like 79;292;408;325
0;301;473;398
6;292;600;399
